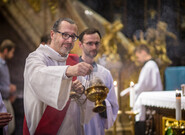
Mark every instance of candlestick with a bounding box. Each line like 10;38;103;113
114;81;118;101
175;90;181;121
130;81;135;108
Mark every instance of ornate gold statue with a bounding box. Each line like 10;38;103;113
26;0;58;16
97;20;124;62
132;21;177;66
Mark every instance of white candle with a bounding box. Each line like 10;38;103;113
181;84;185;96
130;81;135;108
114;81;118;101
175;90;181;121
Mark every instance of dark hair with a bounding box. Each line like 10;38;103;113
79;28;101;42
0;39;15;52
134;44;150;54
52;18;76;32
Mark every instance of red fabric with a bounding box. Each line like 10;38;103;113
23;54;79;135
23;116;30;135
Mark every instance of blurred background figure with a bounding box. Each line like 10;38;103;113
134;44;163;100
0;39;16;135
40;34;51;45
133;44;163;135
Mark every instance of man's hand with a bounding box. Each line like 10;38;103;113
9;84;17;103
71;80;84;94
66;62;93;77
10;84;16;93
0;113;13;128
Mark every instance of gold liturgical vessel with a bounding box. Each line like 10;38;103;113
85;76;109;113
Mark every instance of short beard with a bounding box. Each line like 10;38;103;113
60;45;74;57
85;51;97;59
58;47;69;57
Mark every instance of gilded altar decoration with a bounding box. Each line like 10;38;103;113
162;117;185;135
97;20;123;62
26;0;58;15
0;0;59;16
132;21;177;66
98;20;175;68
47;0;58;15
0;0;9;6
26;0;41;12
130;21;178;85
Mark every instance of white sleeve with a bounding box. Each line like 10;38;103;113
103;72;119;129
24;54;72;110
134;63;159;95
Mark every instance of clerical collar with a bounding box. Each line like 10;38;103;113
45;44;66;57
38;44;68;62
79;56;97;72
143;59;154;66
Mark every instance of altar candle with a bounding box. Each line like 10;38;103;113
181;84;185;96
175;90;181;121
114;81;118;100
130;81;135;108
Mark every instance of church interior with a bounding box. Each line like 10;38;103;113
0;0;185;134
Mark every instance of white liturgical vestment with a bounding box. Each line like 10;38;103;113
24;45;94;135
134;60;163;99
133;60;163;121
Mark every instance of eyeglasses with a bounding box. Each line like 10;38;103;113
56;31;78;42
83;42;100;46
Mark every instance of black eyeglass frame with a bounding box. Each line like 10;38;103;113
56;30;78;41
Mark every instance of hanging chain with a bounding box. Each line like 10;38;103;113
72;71;94;106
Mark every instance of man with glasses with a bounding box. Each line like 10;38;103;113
78;28;119;135
23;18;93;135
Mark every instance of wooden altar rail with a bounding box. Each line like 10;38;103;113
145;106;185;135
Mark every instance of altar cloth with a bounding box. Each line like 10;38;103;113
134;91;185;121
